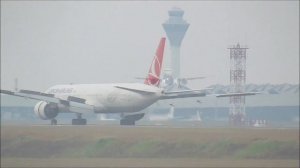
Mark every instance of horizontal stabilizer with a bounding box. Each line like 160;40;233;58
114;83;160;94
183;77;206;80
0;90;14;95
163;89;209;95
215;92;260;97
161;92;206;99
161;89;207;99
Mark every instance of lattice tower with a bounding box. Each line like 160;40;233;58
228;44;248;126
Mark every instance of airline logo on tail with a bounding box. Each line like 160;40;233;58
144;38;166;87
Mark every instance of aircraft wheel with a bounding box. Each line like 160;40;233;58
72;118;87;125
120;119;135;126
51;119;57;125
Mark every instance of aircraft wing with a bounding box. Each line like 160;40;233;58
0;89;94;112
160;89;207;99
160;90;260;99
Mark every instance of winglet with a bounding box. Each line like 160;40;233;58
144;38;166;87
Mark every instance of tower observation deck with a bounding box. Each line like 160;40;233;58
163;7;189;79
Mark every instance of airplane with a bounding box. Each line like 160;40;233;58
0;37;258;126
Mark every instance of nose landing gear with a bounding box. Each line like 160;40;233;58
51;119;57;125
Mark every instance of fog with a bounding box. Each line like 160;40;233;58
1;1;299;91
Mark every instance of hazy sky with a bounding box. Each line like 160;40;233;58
1;1;299;91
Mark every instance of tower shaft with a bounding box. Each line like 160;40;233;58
170;46;180;78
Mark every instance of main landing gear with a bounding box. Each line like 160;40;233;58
120;113;145;126
72;113;87;125
49;114;86;125
120;118;135;125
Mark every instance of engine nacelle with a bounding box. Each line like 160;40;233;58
160;74;174;89
178;78;188;86
34;101;59;120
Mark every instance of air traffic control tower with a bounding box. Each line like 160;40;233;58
163;7;189;79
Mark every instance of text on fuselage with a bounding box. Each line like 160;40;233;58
48;88;74;94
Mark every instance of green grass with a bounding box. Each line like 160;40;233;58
2;135;299;159
235;140;299;159
128;140;163;157
79;138;299;159
84;138;121;157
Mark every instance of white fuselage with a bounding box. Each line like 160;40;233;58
45;83;162;114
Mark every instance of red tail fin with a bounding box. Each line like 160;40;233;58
144;38;166;87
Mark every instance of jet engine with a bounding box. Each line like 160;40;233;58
160;74;174;89
34;101;59;120
178;78;188;87
161;74;189;89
